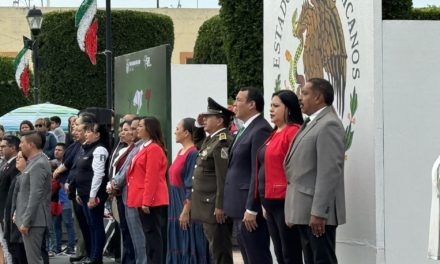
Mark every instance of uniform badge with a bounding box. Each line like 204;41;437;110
219;132;227;141
221;147;228;159
200;150;208;157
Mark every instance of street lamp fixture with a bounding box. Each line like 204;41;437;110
26;6;43;36
26;6;43;104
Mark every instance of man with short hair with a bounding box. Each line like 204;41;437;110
192;98;235;264
50;116;66;143
284;78;346;264
14;131;52;264
223;87;273;264
0;135;20;263
0;135;20;226
35;118;57;159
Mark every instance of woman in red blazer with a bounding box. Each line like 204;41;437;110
126;116;168;264
255;90;304;264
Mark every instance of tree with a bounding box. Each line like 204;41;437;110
0;56;31;116
38;10;174;110
383;0;413;19
193;15;236;96
219;0;263;95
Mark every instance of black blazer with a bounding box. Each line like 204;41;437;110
0;159;19;221
223;115;272;218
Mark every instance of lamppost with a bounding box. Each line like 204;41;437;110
26;6;43;104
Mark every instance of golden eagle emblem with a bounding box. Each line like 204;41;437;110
292;0;348;116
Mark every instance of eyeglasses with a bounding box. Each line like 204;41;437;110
35;124;43;128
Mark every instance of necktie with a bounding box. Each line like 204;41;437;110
232;127;245;147
302;117;311;129
235;126;245;139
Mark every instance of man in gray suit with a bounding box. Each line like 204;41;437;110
15;131;51;264
284;78;345;264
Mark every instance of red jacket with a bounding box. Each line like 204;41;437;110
256;124;300;199
126;142;169;207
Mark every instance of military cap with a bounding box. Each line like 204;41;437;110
202;97;235;119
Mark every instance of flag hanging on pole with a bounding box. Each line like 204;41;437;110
14;45;30;97
75;0;98;65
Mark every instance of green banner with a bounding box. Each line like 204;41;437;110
114;45;172;154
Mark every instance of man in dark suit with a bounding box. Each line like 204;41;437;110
0;135;20;228
284;78;346;264
191;97;234;264
0;135;20;262
223;87;273;263
15;131;52;264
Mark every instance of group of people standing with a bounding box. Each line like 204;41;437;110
0;77;345;264
188;78;345;264
0;115;76;264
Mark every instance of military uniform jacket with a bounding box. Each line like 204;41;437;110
191;128;232;224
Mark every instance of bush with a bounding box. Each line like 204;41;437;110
39;10;174;110
219;0;263;95
412;6;440;20
193;15;236;96
0;56;31;116
383;0;413;19
194;15;227;65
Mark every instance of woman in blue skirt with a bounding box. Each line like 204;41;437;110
167;118;210;264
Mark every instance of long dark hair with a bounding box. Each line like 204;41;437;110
272;90;304;127
142;116;167;155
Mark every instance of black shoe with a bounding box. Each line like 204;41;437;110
71;256;89;264
69;255;86;263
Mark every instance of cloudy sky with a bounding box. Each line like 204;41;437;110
0;0;437;8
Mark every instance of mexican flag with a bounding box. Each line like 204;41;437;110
14;46;30;97
75;0;98;65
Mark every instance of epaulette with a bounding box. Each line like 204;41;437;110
218;132;227;141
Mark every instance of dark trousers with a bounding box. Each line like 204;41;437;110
298;225;337;264
73;198;91;256
42;229;49;264
262;198;303;264
203;220;233;264
138;206;167;264
233;213;272;264
116;195;136;264
9;242;28;264
81;195;106;261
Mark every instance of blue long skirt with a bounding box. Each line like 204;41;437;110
167;185;211;264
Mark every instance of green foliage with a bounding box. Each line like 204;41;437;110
0;57;31;116
219;0;263;95
412;6;440;20
39;10;174;110
383;0;413;19
193;15;236;96
193;15;227;64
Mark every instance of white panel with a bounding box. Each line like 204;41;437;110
170;64;227;160
383;21;440;264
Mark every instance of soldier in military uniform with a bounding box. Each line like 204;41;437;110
191;97;234;264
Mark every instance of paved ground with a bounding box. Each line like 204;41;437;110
49;250;244;263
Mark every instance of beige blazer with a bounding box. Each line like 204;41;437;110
284;106;346;226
